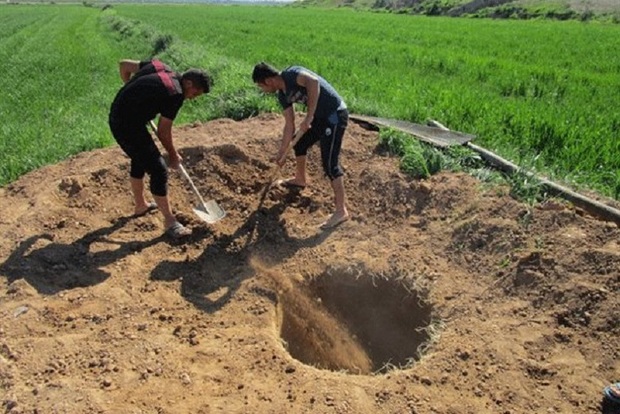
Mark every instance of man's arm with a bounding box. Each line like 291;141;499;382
275;106;297;166
119;59;141;84
156;116;182;168
295;71;319;133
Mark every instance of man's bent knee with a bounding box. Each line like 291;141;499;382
325;166;344;181
149;159;168;196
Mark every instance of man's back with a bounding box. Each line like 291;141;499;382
109;60;184;128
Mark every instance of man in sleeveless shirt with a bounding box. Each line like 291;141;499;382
252;62;350;230
109;59;212;238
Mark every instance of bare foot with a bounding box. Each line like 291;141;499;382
133;202;157;217
320;212;350;230
276;178;306;190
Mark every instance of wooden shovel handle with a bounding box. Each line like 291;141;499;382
277;129;304;165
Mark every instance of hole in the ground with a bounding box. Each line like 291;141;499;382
277;267;433;375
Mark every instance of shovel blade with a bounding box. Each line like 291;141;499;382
193;200;226;224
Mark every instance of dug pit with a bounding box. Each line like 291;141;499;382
275;266;434;375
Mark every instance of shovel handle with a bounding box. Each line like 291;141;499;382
148;120;207;205
277;129;304;165
178;164;208;206
148;120;161;142
270;129;305;181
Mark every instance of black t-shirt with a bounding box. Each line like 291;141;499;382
109;60;184;128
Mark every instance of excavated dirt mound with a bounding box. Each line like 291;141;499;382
1;113;619;414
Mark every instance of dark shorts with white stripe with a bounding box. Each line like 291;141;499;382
293;109;348;181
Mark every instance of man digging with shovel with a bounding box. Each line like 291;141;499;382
109;58;212;238
252;62;350;230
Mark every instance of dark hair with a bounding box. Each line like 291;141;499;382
252;62;279;83
182;69;212;93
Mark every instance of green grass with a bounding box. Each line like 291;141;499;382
1;4;619;202
0;5;132;183
112;4;620;199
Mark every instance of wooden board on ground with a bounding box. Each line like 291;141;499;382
349;114;475;148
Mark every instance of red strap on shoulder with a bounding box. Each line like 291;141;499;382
152;60;176;95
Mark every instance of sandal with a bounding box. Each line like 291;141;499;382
165;221;191;239
604;383;620;404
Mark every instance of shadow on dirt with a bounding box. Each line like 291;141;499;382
151;190;334;314
601;397;620;414
0;215;164;295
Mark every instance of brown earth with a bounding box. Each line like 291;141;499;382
0;113;619;414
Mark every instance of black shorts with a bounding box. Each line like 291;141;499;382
294;110;348;180
109;118;168;196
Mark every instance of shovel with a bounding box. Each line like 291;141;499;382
149;121;225;224
178;164;226;224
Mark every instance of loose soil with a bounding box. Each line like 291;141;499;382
1;114;619;414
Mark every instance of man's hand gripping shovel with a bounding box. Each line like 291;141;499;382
149;121;225;224
259;129;305;201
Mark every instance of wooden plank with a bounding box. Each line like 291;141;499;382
427;120;620;226
351;114;620;225
349;114;475;148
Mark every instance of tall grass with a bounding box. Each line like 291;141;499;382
0;5;133;184
112;5;620;199
1;4;619;201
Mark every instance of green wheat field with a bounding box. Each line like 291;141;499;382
1;4;619;199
